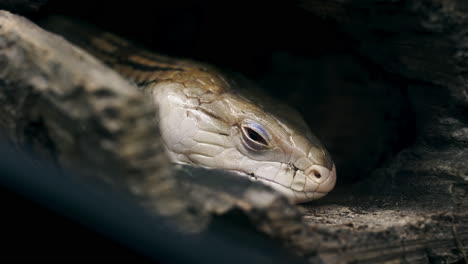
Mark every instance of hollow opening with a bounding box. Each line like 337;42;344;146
34;0;417;201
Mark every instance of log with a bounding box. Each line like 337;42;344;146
0;9;309;263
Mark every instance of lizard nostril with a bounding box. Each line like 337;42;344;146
312;170;321;179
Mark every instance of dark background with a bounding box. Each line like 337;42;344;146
0;184;154;262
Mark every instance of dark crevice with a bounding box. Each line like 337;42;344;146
31;0;421;194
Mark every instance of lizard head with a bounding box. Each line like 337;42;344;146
153;71;336;203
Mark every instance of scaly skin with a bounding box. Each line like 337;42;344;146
45;17;336;203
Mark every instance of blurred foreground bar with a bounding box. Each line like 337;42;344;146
0;142;303;263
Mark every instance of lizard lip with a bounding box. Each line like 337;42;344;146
234;164;337;203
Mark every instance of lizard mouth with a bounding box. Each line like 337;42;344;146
232;164;336;203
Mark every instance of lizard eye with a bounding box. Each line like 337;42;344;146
241;121;271;151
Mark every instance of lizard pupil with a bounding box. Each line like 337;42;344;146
245;127;268;145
